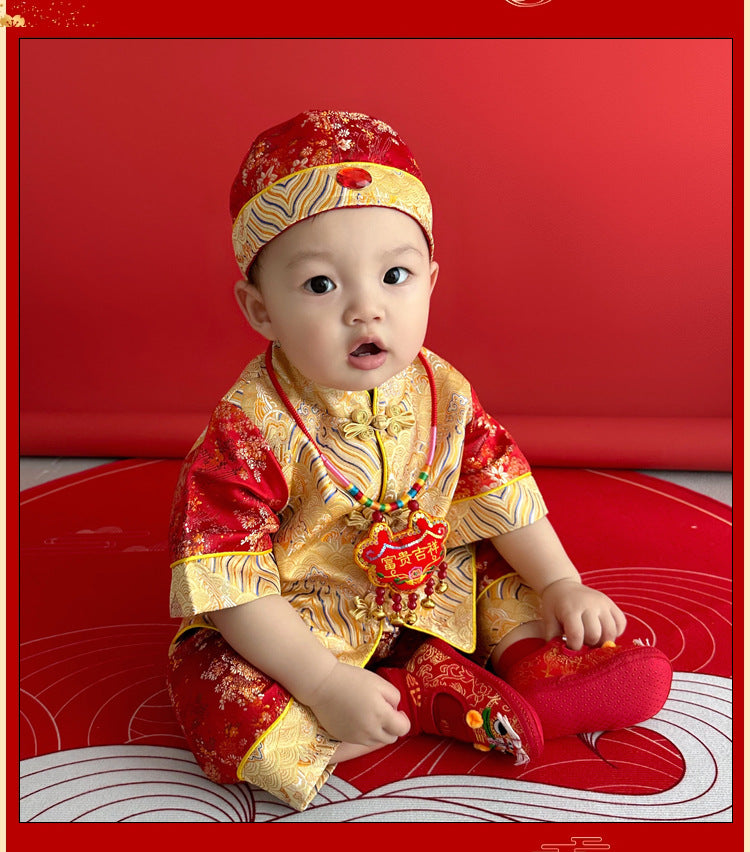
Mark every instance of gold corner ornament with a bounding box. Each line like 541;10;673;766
0;1;23;25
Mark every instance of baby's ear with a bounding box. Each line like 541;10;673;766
429;260;439;294
234;279;275;340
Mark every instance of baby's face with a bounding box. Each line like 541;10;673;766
238;207;438;391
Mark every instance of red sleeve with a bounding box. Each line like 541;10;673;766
453;388;532;501
169;400;289;562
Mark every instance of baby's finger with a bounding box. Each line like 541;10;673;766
580;610;604;647
384;709;412;739
597;611;619;645
543;610;563;642
379;679;404;709
613;607;628;637
562;618;585;651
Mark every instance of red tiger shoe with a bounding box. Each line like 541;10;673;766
378;637;544;765
504;637;673;740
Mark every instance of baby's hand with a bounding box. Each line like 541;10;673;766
305;662;411;746
541;578;627;650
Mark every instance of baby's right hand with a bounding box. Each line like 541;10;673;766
305;662;411;746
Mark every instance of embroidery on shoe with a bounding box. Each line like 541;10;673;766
466;707;530;765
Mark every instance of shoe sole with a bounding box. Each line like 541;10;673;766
519;647;673;739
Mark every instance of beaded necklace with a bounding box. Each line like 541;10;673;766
264;343;450;624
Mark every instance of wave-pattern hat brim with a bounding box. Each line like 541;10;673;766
231;160;433;277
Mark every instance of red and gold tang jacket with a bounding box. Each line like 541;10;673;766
169;346;547;665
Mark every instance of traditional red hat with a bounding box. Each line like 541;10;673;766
230;109;433;278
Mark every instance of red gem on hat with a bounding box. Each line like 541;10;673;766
336;166;372;189
230;111;424;221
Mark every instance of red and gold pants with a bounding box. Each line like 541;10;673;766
167;545;541;811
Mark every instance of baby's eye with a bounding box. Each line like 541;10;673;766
383;267;409;285
304;276;336;294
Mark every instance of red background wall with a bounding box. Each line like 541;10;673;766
18;38;732;468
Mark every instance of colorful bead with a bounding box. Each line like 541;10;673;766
422;575;437;607
436;561;449;593
264;344;452;605
374;586;387;618
266;347;437;519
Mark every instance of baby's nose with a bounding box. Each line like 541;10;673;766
344;287;384;324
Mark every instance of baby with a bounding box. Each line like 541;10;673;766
167;109;672;811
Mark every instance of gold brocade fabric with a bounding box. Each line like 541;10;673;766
168;346;548;807
474;573;544;665
236;701;339;811
170;346;547;659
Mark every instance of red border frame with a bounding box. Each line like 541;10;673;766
5;1;743;845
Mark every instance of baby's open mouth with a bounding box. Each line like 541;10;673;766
350;342;383;357
348;341;387;371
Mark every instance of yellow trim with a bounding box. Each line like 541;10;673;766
359;619;386;668
475;571;518;606
372;386;389;505
404;622;476;655
232;161;430;229
169;549;274;570
450;471;532;505
232;161;434;275
236;698;296;781
168;617;218;652
234;618;385;781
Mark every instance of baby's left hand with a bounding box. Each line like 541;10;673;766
540;578;627;650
